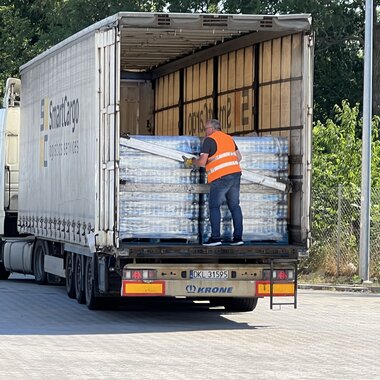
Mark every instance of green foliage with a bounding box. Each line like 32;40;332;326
0;1;167;96
0;0;370;122
310;102;380;278
313;102;361;192
312;101;380;191
221;1;262;14
0;5;43;95
221;0;366;123
168;0;219;13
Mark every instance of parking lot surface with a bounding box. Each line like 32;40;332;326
0;274;379;379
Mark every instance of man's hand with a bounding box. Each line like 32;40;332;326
182;156;194;169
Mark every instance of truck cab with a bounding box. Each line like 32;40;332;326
0;78;20;236
0;78;21;278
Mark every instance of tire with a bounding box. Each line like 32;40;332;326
33;240;48;285
85;256;103;310
0;262;10;280
220;297;258;312
74;254;86;304
65;252;76;298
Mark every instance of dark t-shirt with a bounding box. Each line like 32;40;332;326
201;137;238;157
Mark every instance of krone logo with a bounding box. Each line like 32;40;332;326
185;285;197;293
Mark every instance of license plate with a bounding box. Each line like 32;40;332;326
190;270;229;280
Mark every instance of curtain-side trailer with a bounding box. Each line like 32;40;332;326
0;12;313;311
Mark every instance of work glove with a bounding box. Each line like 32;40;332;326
182;156;194;169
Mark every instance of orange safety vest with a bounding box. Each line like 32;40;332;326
205;131;241;183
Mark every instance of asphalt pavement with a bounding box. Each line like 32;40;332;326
0;274;379;379
299;282;380;293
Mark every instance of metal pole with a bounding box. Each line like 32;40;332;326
359;0;373;282
337;184;342;277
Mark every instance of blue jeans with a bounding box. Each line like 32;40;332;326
209;172;243;240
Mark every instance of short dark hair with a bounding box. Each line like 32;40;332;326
206;119;221;130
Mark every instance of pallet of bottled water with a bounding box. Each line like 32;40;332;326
200;193;288;243
234;136;288;181
201;136;289;243
119;136;201;242
119;135;288;244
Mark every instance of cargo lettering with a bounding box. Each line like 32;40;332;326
218;97;232;131
185;285;233;294
40;96;80;167
49;140;79;161
197;287;233;294
49;96;79;133
187;101;213;135
219;90;250;131
185;90;250;134
241;89;249;126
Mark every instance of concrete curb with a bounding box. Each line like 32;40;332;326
298;283;380;294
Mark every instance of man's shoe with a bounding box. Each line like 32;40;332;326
230;238;244;246
202;238;222;247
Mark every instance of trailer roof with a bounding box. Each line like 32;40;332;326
21;12;311;73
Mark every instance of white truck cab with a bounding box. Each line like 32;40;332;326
0;78;21;237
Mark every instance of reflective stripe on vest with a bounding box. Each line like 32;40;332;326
207;160;240;175
205;131;241;183
207;151;237;163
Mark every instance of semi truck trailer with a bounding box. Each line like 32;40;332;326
0;12;313;311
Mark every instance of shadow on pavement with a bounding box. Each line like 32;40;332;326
0;276;271;336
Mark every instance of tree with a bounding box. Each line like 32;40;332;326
0;0;369;123
0;5;44;96
0;1;167;96
220;0;366;123
312;101;380;191
310;101;380;276
168;0;219;13
221;0;265;14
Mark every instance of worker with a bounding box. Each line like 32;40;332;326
185;119;243;246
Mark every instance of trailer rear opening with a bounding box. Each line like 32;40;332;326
1;12;313;311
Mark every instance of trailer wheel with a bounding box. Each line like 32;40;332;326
65;253;76;298
219;297;258;312
0;262;10;280
33;240;48;285
74;254;86;304
85;257;104;310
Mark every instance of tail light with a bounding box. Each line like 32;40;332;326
124;269;157;280
262;269;294;281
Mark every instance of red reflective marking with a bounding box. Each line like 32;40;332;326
132;271;142;280
278;271;288;280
